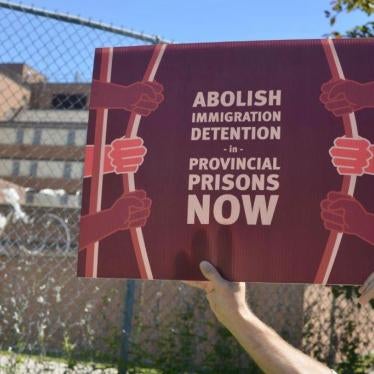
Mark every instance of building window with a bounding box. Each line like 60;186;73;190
51;94;87;110
67;129;76;145
12;160;20;176
30;161;38;177
63;163;72;179
33;128;42;145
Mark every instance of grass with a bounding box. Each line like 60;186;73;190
0;350;161;373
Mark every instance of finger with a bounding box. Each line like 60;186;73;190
143;81;164;94
329;198;359;211
128;105;151;116
337;166;364;175
136;102;158;112
155;93;164;103
321;79;340;93
115;163;143;174
110;147;146;160
328;82;346;99
112;142;145;153
199;261;227;287
114;165;138;174
320;199;331;210
359;278;374;298
117;156;144;167
111;137;143;148
321;211;344;224
332;158;367;168
358;287;374;305
327;191;352;202
137;83;157;100
129;208;150;221
128;218;147;228
142;84;164;104
150;81;164;93
323;221;344;232
136;95;159;109
130;199;151;210
319;93;328;103
119;196;143;210
133;108;151;116
110;148;147;160
126;190;146;200
332;107;354;116
334;137;370;149
325;100;350;111
330;147;370;160
143;197;152;209
182;280;210;291
359;272;374;293
121;162;142;172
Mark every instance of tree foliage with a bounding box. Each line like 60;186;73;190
325;0;374;37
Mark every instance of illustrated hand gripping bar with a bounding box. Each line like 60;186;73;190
314;39;359;285
329;137;374;176
84;137;148;177
320;191;374;246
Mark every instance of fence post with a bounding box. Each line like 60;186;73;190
119;279;137;374
327;292;337;367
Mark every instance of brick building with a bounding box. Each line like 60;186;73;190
0;63;90;209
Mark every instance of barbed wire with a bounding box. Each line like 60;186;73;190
0;0;171;45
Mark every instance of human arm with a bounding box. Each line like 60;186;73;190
79;206;118;249
90;80;164;116
359;272;374;305
186;261;332;374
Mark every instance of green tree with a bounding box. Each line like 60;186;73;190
325;0;374;37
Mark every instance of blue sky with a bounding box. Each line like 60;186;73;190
9;0;372;42
0;1;371;82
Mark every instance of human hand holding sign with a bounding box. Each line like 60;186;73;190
185;261;249;327
359;273;374;305
329;137;374;175
90;79;164;116
320;191;374;245
79;190;151;248
185;261;332;373
320;79;374;116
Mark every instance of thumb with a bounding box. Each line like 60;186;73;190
200;261;226;286
328;82;346;100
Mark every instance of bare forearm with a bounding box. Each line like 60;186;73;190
225;310;331;374
356;212;374;245
362;82;374;108
79;208;116;248
90;80;130;108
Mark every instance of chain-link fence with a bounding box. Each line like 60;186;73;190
0;1;373;373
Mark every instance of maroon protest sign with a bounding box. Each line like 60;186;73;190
78;39;374;285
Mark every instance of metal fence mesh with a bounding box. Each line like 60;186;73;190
0;2;373;373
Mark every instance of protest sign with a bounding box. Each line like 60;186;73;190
78;39;374;284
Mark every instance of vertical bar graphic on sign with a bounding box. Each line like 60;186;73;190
85;47;113;278
315;39;359;285
123;44;167;280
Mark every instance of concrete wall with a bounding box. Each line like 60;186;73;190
0;74;30;120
